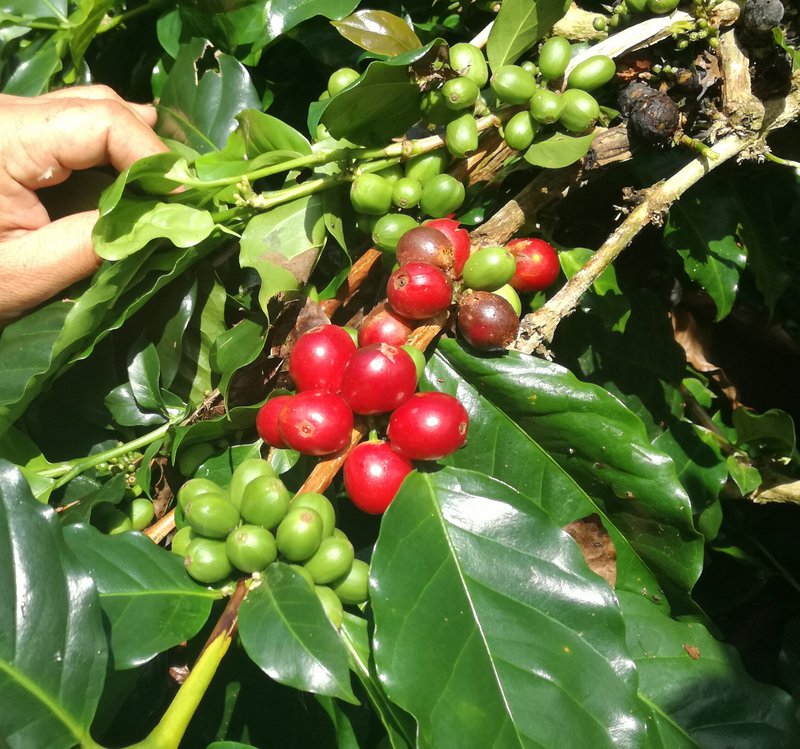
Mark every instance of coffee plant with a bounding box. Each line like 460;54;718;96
1;0;800;746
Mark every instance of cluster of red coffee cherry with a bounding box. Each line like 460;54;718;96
255;326;469;515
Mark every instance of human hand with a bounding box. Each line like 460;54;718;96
0;85;169;321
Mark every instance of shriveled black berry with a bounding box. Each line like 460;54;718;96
740;0;785;34
620;83;680;144
618;82;658;117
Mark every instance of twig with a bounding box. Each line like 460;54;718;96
144;508;176;543
319;248;383;317
513;131;754;356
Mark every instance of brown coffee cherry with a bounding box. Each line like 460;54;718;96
457;290;519;351
396;226;455;273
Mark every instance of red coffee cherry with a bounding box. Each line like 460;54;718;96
396;226;455;272
506;238;560;293
386;262;452;320
424;218;470;277
387;392;469;460
278;391;354;456
358;302;414;348
339;343;418;415
256;395;292;448
289;325;356;392
457;290;519;351
343;441;413;514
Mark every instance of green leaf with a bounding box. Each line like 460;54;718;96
559;247;629;331
424;352;666;604
238;563;357;702
318;58;422;146
264;0;359;41
157;39;261;153
171;401;265;460
237;108;312;156
732;407;796;458
665;179;747;321
620;592;800;747
726;455;762;496
93;199;216;260
371;467;645;748
59;472;128;525
524;130;598;169
433;339;703;595
332;10;422;56
195;443;262;487
239;194;326;314
211;318;268;402
2;36;62;95
0;461;107;749
63;524;219;670
486;0;571;69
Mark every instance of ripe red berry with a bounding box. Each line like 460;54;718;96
358;302;414;348
289;325;356;392
425;218;470;277
386;262;452;320
457;290;519;351
387;392;469;460
343;441;413;514
396;226;455;272
256;395;292;448
278;391;353;456
506;238;560;293
339;343;418;415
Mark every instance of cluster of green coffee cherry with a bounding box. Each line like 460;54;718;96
92;449;155;534
171;458;368;627
607;0;720;46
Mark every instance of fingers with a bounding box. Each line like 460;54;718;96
0;211;101;320
40;84;158;127
0;92;169;191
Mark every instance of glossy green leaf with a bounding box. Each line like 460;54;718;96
560;247;629;331
665;180;747;321
2;36;62;95
239;194;326;313
434;339;703;594
524;130;598;169
0;461;107;749
238;563;356;702
423;352;666;604
726;455;762;496
732;407;796;457
487;0;571;69
172;401;265;459
63;524;219;669
332;10;422;56
237;108;312;156
371;467;645;748
157;39;261;153
264;0;359;41
93;199;216;260
195;443;262;487
211;318;268;402
318;59;421;145
620;592;800;747
59;472;128;525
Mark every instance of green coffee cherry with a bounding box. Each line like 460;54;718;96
177;478;226;511
184;495;241;539
184;537;232;584
225;525;277;573
327;67;360;97
94;505;132;535
355;213;380;236
442;76;480;111
530;89;564;125
392;178;422;210
567;55;616;92
537;36;571;81
332;527;350;542
626;0;649;11
448;43;489;87
230;458;276;511
446;113;479;159
289;563;316;590
315;585;344;628
171;526;196;556
647;0;680;13
128;498;155;531
303;536;355;584
290;492;336;538
462;246;517;291
558;89;600;132
503;111;537;151
240;475;291;530
421;89;459;125
350;173;393;215
490;65;537;105
492;284;522;315
330;559;370;605
404;150;450;186
520;61;539;76
177;442;216;477
376;163;404;183
401;344;426;381
420;174;466;218
372;213;419;254
276;508;324;561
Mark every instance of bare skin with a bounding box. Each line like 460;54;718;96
0;85;169;321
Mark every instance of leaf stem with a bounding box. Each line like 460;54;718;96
37;420;175;486
763;151;800;170
97;0;172;33
247;173;349;211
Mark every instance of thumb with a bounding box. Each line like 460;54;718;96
0;211;101;321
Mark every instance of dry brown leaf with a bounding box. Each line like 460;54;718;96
683;644;701;660
563;514;617;588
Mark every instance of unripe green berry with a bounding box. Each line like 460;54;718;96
442;76;480;111
350;173;393;216
327;67;359;97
